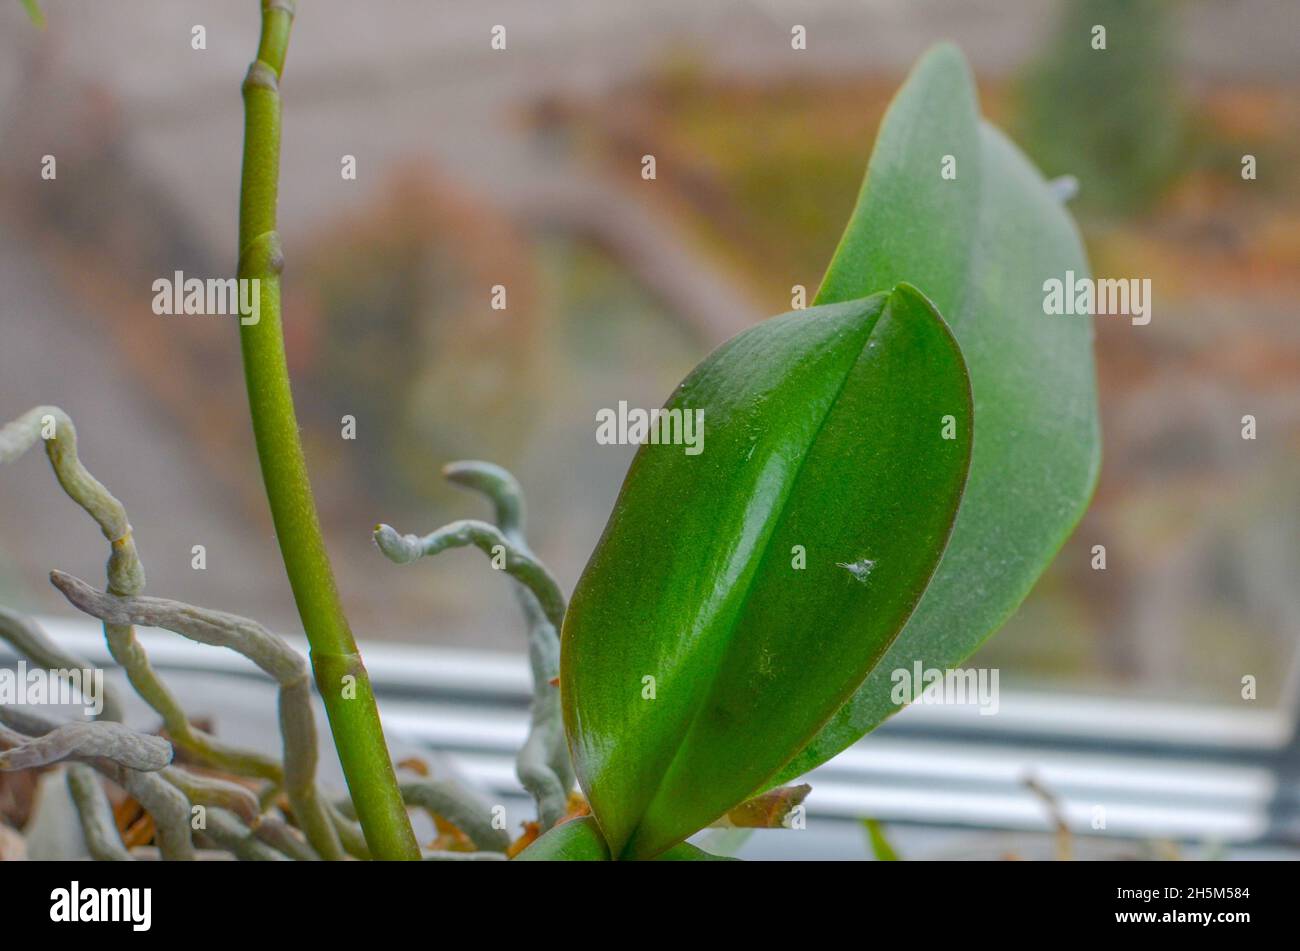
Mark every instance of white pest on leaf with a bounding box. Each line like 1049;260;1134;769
836;557;876;584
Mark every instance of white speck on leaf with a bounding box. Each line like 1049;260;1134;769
837;557;876;584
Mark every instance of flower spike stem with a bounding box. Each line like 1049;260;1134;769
236;0;417;859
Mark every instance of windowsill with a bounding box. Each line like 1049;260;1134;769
5;616;1297;858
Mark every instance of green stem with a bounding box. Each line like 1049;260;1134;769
236;0;418;860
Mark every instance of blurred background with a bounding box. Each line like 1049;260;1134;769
0;0;1297;729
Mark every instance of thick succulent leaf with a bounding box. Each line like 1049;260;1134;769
563;284;972;859
513;817;734;861
777;45;1101;782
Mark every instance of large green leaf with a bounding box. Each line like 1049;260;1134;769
562;284;972;859
814;47;981;313
776;44;1101;782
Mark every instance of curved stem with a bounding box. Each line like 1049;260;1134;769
236;0;416;859
51;571;345;860
1;708;195;861
374;509;572;829
1;408;282;779
67;765;133;862
399;780;511;853
442;461;575;824
373;520;566;631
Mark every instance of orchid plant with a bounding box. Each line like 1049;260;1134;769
0;1;1098;861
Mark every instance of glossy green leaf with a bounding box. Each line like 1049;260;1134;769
513;817;734;861
776;44;1100;782
814;47;981;315
563;283;973;859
